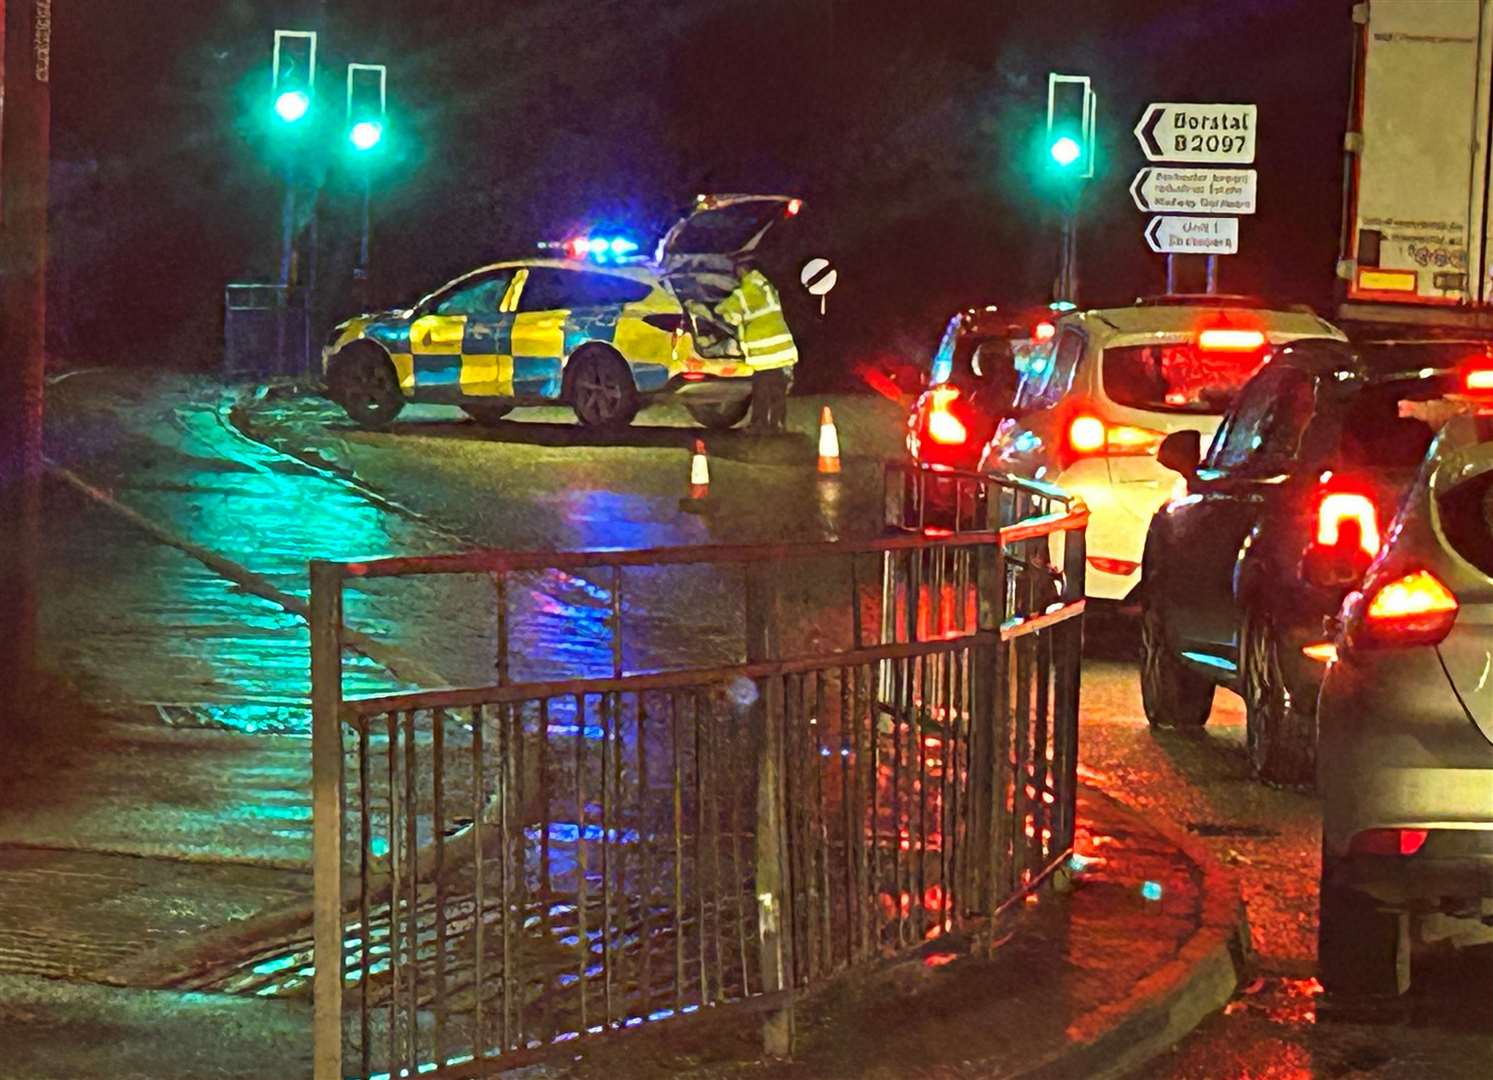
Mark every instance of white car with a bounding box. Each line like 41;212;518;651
979;296;1346;603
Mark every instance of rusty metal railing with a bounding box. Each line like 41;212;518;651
310;466;1086;1079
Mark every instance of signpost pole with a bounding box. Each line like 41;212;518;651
1166;254;1177;294
1206;254;1218;294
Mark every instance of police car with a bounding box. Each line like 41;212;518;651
322;194;804;431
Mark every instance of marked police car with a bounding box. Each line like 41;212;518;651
322;194;804;431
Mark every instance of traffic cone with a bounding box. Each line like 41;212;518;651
817;405;842;475
679;438;714;513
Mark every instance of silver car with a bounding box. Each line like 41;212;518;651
1317;403;1493;995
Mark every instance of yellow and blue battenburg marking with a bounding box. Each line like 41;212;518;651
339;269;701;405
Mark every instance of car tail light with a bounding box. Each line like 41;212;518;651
1088;557;1140;576
1067;415;1166;457
1033;320;1056;343
926;387;967;445
785;198;803;216
1316;492;1381;557
1357;568;1459;647
642;313;685;334
1350;828;1429;856
1465;367;1493;393
1198;328;1266;351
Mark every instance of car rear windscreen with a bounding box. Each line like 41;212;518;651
1102;342;1270;414
1338;378;1452;469
1438;465;1493;578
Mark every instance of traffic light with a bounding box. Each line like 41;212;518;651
272;30;317;125
346;63;387;152
1046;73;1096;178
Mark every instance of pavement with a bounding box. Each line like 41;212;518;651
0;371;1256;1079
0;777;1246;1080
488;786;1247;1080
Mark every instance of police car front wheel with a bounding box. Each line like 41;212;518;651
568;348;639;430
333;346;404;430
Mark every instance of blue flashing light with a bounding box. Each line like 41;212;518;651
1141;880;1163;902
565;235;641;262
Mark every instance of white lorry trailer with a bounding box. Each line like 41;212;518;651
1339;0;1493;328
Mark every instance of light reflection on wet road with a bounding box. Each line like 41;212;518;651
1079;638;1493;1079
39;374;1493;1073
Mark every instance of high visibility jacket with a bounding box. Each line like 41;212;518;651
714;269;798;371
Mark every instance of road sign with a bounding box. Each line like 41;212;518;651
800;257;837;314
1145;216;1239;255
1134;103;1257;164
800;257;837;296
1130;167;1257;215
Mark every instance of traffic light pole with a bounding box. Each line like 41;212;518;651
355;168;371;304
1054;184;1081;305
0;0;53;710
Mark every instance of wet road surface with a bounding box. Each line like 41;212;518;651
28;374;1493;1074
1079;632;1493;1079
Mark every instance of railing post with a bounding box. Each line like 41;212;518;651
1053;509;1087;852
747;560;793;1057
965;509;1007;914
311;561;345;1080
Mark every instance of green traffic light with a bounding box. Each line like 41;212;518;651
274;89;310;123
1049;135;1081;168
349;120;383;151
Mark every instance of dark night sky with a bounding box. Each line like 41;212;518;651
46;0;1353;380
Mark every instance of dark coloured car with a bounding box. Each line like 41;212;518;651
1138;339;1466;784
905;305;1050;472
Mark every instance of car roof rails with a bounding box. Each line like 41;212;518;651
1133;293;1271;308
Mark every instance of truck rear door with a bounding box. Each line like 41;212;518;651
1343;0;1493;312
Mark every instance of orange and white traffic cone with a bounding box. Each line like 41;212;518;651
679;438;714;513
817;405;842;475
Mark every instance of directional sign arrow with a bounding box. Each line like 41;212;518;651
1134;103;1257;164
1145;215;1239;255
1130;169;1153;212
1131;167;1258;214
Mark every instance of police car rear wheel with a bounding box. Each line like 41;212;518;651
569;349;639;430
337;348;404;430
686;399;751;430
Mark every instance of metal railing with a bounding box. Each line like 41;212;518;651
224;282;311;381
310;466;1086;1079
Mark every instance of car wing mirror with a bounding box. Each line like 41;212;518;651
1156;429;1202;478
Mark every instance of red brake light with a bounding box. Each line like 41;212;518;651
785;198;803;216
1033;321;1056;343
926;387;967;445
1198;328;1266;352
1357;568;1459;648
1068;415;1106;454
1350;828;1429;856
1316;492;1381;557
1067;415;1165;457
1465;367;1493;393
